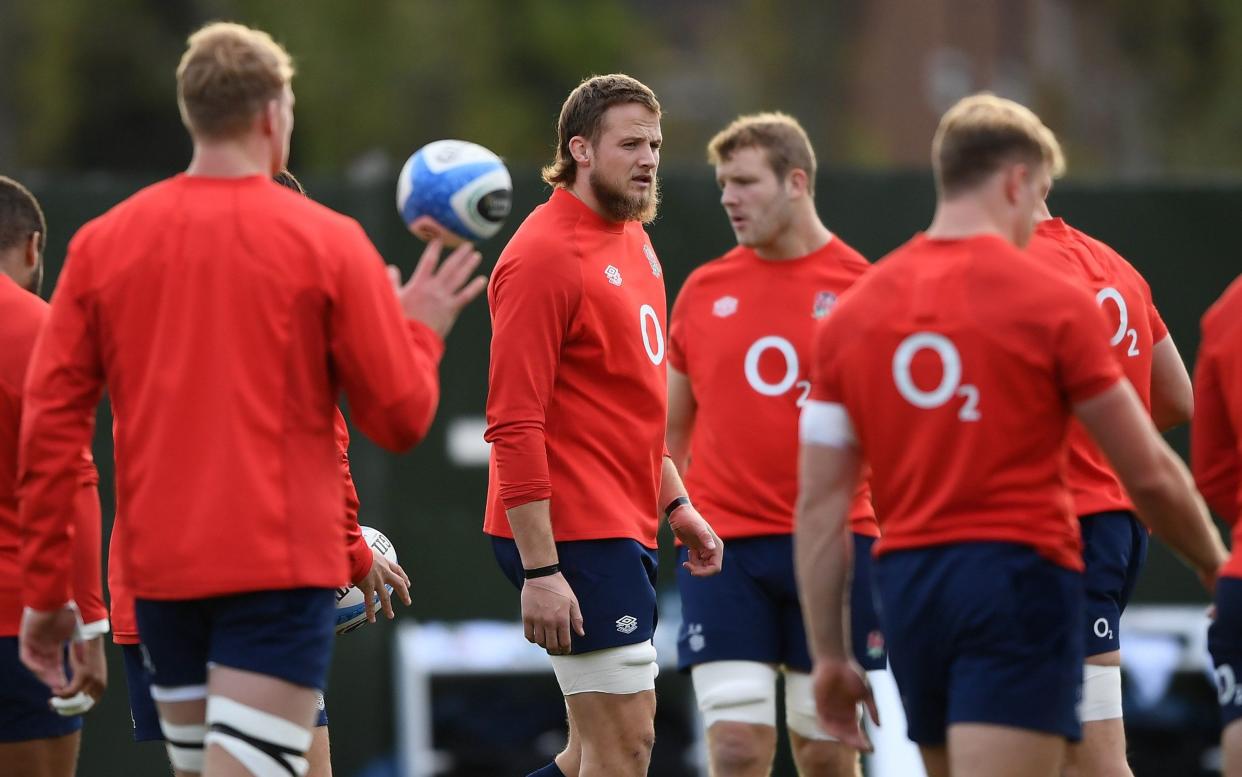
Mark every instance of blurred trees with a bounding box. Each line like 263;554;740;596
1;0;1241;177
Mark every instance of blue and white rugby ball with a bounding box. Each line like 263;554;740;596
396;139;512;244
334;526;399;635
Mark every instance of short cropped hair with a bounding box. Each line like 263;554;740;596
707;112;818;195
176;22;295;140
541;74;661;187
0;176;46;255
272;169;306;195
933;93;1065;196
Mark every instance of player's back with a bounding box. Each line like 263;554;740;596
1193;276;1242;576
817;233;1119;570
51;174;419;599
1028;218;1167;516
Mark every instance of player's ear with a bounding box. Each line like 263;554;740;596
258;98;279;137
569;136;591;166
1001;163;1025;206
787;168;810;197
24;232;40;270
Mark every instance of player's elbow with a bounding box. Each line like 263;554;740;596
366;392;440;453
1152;390;1193;432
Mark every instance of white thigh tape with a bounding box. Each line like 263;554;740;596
160;720;207;773
150;684;209;703
205;696;312;777
1079;664;1123;722
548;642;659;696
783;670;842;741
691;661;778;728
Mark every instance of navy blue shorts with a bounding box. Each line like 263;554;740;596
134;588;336;694
491;537;658;654
1208;578;1242;728
0;637;82;743
1080;511;1148;656
875;542;1085;745
120;643;330;742
675;533;886;672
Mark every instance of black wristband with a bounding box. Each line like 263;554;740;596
523;563;560;579
664;495;691;520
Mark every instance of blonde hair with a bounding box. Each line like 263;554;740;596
707;112;818;195
932;93;1064;196
541;74;661;187
176;22;295;139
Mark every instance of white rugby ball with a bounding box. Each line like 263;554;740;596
395;139;513;244
334;526;398;635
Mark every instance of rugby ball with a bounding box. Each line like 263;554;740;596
334;526;399;635
396;139;512;244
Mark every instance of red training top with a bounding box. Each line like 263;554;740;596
809;234;1123;571
1027;218;1169;517
20;174;442;610
110;409;370;644
668;238;878;538
484;188;668;547
0;274;106;635
1191;275;1242;579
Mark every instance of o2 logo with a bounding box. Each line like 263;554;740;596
640;304;665;366
1096;287;1139;357
891;332;980;421
743;336;812;407
1217;664;1242;706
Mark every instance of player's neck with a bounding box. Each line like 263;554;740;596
750;217;832;261
186;137;273;179
565;180;620;225
926;199;1015;246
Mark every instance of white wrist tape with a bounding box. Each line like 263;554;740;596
50;691;95;716
76;618;110;642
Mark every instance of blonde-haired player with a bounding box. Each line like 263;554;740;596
796;93;1224;777
18;22;483;777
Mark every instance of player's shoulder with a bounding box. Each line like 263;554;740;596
1203;274;1242;341
0;277;47;336
823;234;871;273
491;202;586;290
679;245;751;292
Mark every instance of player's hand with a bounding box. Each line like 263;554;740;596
407;215;458;245
389;238;487;338
19;605;79;691
51;635;107;715
669;504;723;577
521;572;585;656
811;658;879;752
357;553;412;624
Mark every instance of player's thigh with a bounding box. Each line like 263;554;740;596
918;745;949;777
1079;512;1147;660
1224;718;1242;777
947;723;1064;777
0;732;80;777
306;725;332;777
692;660;778;731
704;721;777;777
1066;718;1131;777
563;688;657;749
677;537;784;671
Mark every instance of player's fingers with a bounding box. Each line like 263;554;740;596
410;238;444;283
862;685;881;727
570;599;585;638
378;582;396;620
451;276;489;310
388;566;413;607
523;617;537;644
438;245;482;289
386;265;402;292
361;580;377;624
555;616;571;656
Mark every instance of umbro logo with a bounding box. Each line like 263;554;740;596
713;296;738;318
616;615;639;635
605;265;623;286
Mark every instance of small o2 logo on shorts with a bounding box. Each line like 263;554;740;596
1093;618;1115;641
1218;664;1242;706
616;615;639;635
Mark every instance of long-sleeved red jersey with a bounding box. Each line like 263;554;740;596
1192;275;1242;579
484;189;668;547
1;274;105;635
20;174;441;610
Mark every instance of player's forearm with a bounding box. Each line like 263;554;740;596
506;499;559;569
795;487;853;661
658;456;688;511
1134;449;1228;575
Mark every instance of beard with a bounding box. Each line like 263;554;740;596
589;168;660;224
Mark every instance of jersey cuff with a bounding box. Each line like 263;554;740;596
799;401;857;449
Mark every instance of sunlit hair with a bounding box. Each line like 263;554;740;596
0;176;46;254
707;112;818;196
272;169;306;195
542;73;661;187
176;21;295;140
932;93;1064;197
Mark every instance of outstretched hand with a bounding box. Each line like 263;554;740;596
389;238;487;338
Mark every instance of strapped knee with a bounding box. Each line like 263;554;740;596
204;696;313;777
691;661;778;729
152;683;209;773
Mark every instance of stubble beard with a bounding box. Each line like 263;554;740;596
589;168;660;224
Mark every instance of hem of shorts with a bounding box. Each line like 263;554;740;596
1077;508;1137;521
946;715;1081;744
209;659;323;691
127;580;345;601
0;723;83;743
484;529;658;550
677;656;803;674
